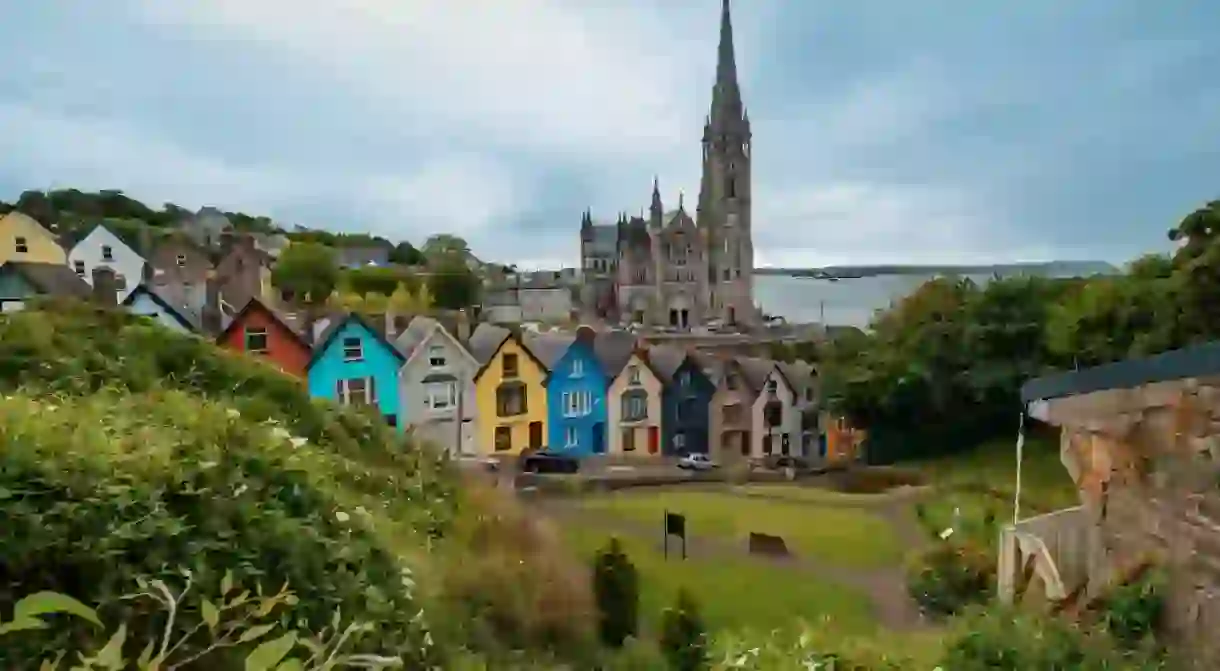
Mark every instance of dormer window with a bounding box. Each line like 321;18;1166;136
14;237;27;254
342;336;363;362
101;245;114;261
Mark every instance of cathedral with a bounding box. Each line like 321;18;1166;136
579;0;757;330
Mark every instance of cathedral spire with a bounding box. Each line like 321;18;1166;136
709;0;744;130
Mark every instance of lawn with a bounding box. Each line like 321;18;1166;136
560;521;877;636
578;489;904;568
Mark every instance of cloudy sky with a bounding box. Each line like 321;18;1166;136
2;1;1217;269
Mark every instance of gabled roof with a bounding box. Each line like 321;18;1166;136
305;311;406;371
216;297;312;352
396;315;476;370
1;261;92;299
472;326;550;383
121;283;200;332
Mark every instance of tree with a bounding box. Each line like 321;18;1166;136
659;588;708;671
591;537;638;648
428;258;479;310
271;243;339;308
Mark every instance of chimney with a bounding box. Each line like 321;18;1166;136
456;309;471;343
202;270;222;334
91;266;118;306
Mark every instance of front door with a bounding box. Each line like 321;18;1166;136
648;426;660;454
528;421;543;449
592;422;605;454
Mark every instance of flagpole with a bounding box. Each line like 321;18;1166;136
1014;410;1025;525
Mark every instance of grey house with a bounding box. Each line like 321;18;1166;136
395;316;478;456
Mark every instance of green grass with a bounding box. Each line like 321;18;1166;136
561;523;876;636
579;490;903;568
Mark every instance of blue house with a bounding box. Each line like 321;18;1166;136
650;346;715;456
306;312;406;429
542;327;636;456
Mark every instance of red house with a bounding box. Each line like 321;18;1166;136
216;297;313;378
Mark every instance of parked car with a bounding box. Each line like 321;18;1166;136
677;453;718;471
520;450;581;474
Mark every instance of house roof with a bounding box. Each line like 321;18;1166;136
121;283;200;331
1;261;92;299
216;297;312;352
305;311;406;371
1021;341;1220;403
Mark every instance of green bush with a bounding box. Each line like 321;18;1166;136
941;605;1166;670
904;540;995;617
659;589;709;671
592;537;639;648
0;303;457;667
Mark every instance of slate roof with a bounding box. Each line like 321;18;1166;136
591;330;639;378
121;283;200;331
1021;341;1220;403
523;331;576;370
467;323;510;365
2;261;92;299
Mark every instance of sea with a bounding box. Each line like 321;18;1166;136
753;266;1113;329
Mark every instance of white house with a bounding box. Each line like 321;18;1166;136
68;225;146;302
395;316;479;456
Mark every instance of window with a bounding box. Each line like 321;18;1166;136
175;254;186;267
565;426;579;448
502;353;519;378
622;429;635;452
101;245;114;261
336;377;376;406
494;426;511;451
562;390;592;417
424;381;457;411
621;392;647;422
428;346;446;368
496;382;527;417
571;358;584;377
73;260;85;276
627;365;640;385
244;327;268;353
342;336;363;362
14;237;27;254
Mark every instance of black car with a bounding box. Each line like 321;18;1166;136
520;450;581;474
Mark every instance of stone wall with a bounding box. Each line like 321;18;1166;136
1043;377;1220;668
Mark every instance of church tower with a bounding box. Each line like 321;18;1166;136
697;0;755;326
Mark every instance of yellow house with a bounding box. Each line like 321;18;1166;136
606;349;665;456
0;212;67;266
473;327;549;456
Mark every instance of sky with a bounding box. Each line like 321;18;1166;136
1;1;1218;270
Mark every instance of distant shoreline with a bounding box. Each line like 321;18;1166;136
755;261;1119;280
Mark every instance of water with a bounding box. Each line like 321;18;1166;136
754;273;1008;329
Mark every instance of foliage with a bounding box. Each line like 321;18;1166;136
659;588;709;671
592;538;640;648
904;541;996;618
1097;568;1166;650
272;242;339;305
2;579;404;670
0;302;454;667
941;605;1166;670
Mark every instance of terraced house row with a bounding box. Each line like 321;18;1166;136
0;210;825;462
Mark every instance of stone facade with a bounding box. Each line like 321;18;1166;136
579;0;757;330
1032;377;1220;669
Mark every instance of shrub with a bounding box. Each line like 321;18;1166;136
941;605;1166;670
436;481;597;661
904;540;995;617
0;304;455;667
592;537;639;648
659;589;709;671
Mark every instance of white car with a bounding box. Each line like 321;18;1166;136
677;454;718;471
